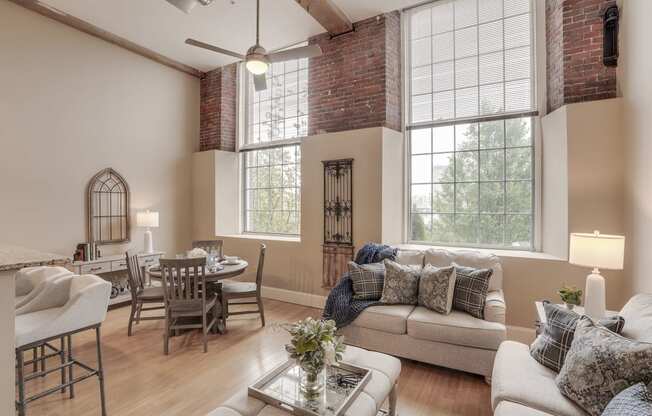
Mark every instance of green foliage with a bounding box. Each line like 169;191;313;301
283;318;346;375
410;117;534;248
558;285;582;305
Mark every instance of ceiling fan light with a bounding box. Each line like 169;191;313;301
246;58;269;75
165;0;213;13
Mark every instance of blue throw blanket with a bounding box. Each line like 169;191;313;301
322;243;397;328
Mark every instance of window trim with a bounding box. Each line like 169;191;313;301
401;0;542;252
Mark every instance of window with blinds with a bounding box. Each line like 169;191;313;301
406;0;537;250
241;48;308;236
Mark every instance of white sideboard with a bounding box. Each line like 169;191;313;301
68;251;164;306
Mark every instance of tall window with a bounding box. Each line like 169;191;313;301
406;0;537;249
242;52;308;235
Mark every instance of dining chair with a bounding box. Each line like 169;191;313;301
160;257;220;354
125;249;165;336
221;243;266;327
192;239;224;259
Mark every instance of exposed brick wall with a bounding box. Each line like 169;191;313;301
546;0;617;113
199;63;237;151
308;12;402;135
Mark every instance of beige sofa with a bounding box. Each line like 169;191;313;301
491;293;652;416
340;248;507;380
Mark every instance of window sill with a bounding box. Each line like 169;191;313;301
219;234;301;243
395;243;566;262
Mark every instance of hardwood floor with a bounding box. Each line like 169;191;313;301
23;299;492;416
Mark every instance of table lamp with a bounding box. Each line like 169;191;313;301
569;231;625;319
136;210;159;254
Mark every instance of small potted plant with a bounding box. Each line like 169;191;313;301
283;318;345;396
558;285;582;310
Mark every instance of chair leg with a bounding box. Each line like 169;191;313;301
163;310;170;355
135;301;142;325
16;348;26;416
202;310;208;353
40;344;46;377
257;294;265;327
95;326;108;416
60;337;66;394
128;301;137;336
67;335;74;399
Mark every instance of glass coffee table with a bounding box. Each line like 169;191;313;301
248;360;372;416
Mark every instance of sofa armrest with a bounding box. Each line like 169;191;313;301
485;290;506;325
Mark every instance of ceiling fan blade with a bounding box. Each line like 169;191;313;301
185;39;245;60
267;45;322;63
253;74;267;92
165;0;214;13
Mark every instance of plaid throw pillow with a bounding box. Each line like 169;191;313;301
348;261;385;301
452;264;492;319
529;301;625;372
602;383;652;416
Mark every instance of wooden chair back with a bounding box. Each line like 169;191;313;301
255;244;266;290
159;257;207;305
192;240;224;259
125;250;144;298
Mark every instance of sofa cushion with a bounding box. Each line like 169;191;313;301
484;290;506;324
452;265;492;319
601;382;652;416
350;304;415;335
494;401;554;416
396;249;424;267
556;317;652;416
491;341;586;416
529;301;625;372
620;293;652;342
379;260;420;305
424;248;503;291
407;306;505;350
348;261;385;301
418;265;456;314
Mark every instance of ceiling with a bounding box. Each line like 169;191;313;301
39;0;421;72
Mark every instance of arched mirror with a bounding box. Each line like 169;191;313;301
87;168;130;244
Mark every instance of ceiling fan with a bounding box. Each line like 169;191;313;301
165;0;215;14
178;0;322;91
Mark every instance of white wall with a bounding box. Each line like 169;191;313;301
0;1;199;257
619;0;652;295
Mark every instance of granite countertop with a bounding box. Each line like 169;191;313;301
0;245;69;272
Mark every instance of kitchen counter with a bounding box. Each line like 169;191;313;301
0;244;69;272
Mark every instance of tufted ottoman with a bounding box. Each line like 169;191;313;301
208;346;401;416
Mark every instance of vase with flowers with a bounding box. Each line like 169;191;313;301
283;318;346;397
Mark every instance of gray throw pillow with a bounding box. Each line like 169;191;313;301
556;317;652;416
418;264;456;314
348;261;385;301
530;301;625;372
602;382;652;416
379;259;420;305
452;264;492;319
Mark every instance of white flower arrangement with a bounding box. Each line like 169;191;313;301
186;248;208;258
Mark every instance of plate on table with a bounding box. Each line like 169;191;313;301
221;256;240;266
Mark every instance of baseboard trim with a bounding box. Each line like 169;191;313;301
261;286;327;309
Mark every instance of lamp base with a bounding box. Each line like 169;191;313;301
584;270;606;319
143;230;154;254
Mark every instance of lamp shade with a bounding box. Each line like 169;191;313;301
136;211;159;228
569;231;625;270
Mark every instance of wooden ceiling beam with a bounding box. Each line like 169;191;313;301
294;0;353;36
8;0;204;78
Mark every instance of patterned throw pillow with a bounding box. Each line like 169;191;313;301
379;259;420;305
556;317;652;416
530;301;626;372
451;264;492;319
602;383;652;416
418;265;456;314
348;261;385;301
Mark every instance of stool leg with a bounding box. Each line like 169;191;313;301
96;326;108;416
40;344;46;377
60;337;66;393
389;382;398;416
16;348;26;416
32;347;37;374
67;335;74;399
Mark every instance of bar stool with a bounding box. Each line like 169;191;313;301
15;274;111;416
15;266;73;377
